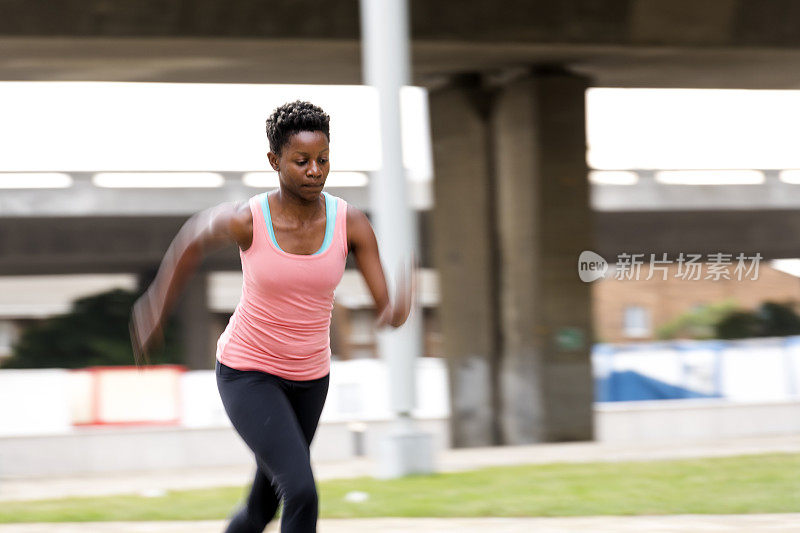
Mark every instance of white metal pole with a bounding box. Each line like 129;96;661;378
359;0;432;478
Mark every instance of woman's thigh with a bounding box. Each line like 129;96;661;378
287;374;330;447
216;362;314;484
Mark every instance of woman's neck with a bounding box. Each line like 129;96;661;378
274;186;324;221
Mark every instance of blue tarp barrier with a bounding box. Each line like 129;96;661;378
595;370;721;402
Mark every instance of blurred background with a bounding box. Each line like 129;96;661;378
2;0;800;528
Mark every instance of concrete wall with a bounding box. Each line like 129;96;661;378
3;400;799;478
596;399;800;443
0;418;450;478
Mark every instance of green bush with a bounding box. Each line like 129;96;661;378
656;299;739;340
758;301;800;337
1;288;181;369
716;301;800;340
658;299;800;341
715;311;763;339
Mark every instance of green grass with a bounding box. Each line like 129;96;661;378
2;453;799;523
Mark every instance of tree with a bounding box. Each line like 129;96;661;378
715;310;763;339
716;301;800;340
1;288;181;369
657;300;800;341
759;301;800;337
656;299;739;340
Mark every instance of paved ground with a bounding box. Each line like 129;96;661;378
1;435;798;532
1;515;800;533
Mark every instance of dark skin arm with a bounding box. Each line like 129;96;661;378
129;201;252;364
346;206;415;328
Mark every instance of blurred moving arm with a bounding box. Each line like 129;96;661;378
130;201;252;364
346;206;415;329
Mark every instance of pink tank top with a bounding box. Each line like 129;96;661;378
216;191;348;380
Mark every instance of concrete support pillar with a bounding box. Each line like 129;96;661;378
177;272;214;370
429;78;500;447
493;71;594;443
430;69;594;446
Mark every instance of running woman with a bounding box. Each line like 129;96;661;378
129;100;414;532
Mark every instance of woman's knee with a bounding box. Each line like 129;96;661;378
283;477;318;509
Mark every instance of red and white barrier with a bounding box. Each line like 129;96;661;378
71;365;185;426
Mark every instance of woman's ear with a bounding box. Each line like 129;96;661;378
267;151;280;172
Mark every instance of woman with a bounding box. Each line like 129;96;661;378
129;100;414;532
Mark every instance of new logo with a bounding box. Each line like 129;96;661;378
578;251;608;282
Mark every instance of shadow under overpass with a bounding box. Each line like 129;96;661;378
0;208;796;276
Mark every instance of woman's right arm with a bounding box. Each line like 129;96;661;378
130;201;253;364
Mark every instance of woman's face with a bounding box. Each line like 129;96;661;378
269;130;330;201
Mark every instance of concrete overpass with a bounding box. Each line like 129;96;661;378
6;0;800;447
5;1;800;89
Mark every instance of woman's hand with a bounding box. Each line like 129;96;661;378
375;255;417;329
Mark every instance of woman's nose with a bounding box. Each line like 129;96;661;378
308;161;321;176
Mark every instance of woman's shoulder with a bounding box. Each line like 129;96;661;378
344;203;373;244
344;201;366;225
234;198;254;221
227;199;254;247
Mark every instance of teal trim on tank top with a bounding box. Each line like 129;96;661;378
260;191;336;255
316;192;337;255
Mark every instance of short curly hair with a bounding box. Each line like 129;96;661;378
265;100;330;155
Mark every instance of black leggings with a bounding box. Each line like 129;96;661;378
216;360;330;533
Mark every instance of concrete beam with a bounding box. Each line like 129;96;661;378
0;174;370;217
0;0;360;39
594;209;800;260
591;171;800;212
7;171;800;219
0;210;435;276
7;3;800;88
0;209;796;277
0;215;241;275
8;37;800;89
1;0;792;50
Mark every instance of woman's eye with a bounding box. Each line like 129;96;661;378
296;160;307;165
319;159;328;164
